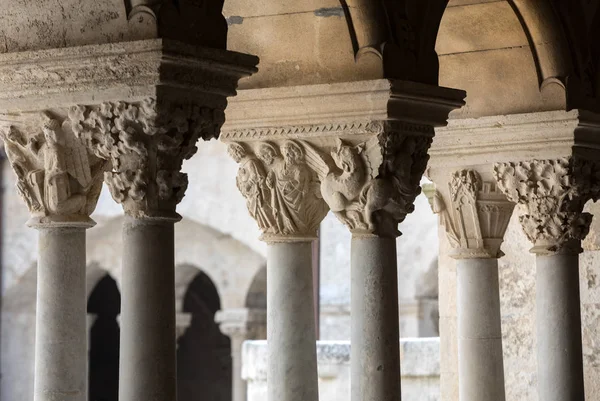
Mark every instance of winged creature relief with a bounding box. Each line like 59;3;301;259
303;137;386;234
1;113;104;219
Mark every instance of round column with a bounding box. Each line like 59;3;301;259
33;223;92;401
457;258;506;401
267;241;318;401
535;250;584;401
351;235;400;401
230;335;246;401
119;216;177;401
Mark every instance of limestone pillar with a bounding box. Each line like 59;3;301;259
494;158;600;401
216;308;267;401
224;138;329;401
221;79;464;401
425;169;514;401
0;115;106;401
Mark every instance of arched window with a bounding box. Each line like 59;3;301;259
87;274;121;401
177;271;232;401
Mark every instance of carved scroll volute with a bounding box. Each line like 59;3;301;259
227;140;329;242
69;98;225;220
426;169;515;259
494;158;600;255
0;113;106;227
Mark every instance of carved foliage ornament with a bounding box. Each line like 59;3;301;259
1;113;106;224
69;98;225;218
494;158;600;254
228;121;434;239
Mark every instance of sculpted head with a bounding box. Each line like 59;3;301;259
331;139;361;172
257;143;279;166
282;141;304;164
227;142;247;163
3;127;24;146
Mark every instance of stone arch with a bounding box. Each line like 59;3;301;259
87;215;266;310
87;273;121;401
245;265;266;310
177;270;232;401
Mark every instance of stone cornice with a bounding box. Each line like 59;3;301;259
430;110;600;168
221;80;465;137
0;39;259;113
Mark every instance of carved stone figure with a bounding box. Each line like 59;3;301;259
0;113;105;221
228;143;275;232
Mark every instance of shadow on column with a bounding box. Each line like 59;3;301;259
177;271;232;401
87;274;121;401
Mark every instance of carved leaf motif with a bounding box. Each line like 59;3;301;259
494;158;600;253
68;99;224;217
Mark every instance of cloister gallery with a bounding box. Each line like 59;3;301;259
1;1;600;401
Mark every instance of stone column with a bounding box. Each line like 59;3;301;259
224;139;329;401
221;79;465;401
351;235;400;401
426;169;515;401
216;308;267;401
494;158;600;401
0;116;106;401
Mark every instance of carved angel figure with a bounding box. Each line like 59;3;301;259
304;137;384;232
228;143;275;232
1;114;103;218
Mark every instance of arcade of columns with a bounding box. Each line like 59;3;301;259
1;4;600;401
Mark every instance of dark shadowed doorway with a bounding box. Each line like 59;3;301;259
87;274;121;401
177;271;232;401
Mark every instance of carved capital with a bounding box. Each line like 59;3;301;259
215;308;267;341
426;169;515;259
1;113;106;227
227;140;329;242
68;98;225;219
494;158;600;255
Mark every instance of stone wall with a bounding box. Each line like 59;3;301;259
439;202;600;401
243;339;441;401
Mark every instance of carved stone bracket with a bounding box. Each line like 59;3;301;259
425;169;515;259
494;157;600;255
0;112;106;227
68;98;225;219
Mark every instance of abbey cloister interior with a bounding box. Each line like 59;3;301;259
1;1;600;401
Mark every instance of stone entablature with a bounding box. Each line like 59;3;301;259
221;80;465;240
0;39;258;219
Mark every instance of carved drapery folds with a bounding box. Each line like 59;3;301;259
1;113;106;226
427;169;515;259
70;98;225;219
227;140;328;242
227;121;434;240
494;158;600;254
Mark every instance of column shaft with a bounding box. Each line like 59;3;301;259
34;227;87;401
457;258;505;401
230;335;246;401
536;252;584;401
267;241;318;401
351;236;400;401
119;217;176;401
